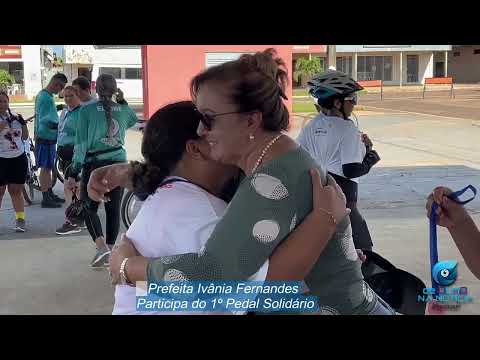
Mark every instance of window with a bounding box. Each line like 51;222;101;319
474;49;480;55
357;56;392;81
205;52;253;68
383;56;392;81
453;52;461;57
125;68;142;79
99;67;121;79
336;56;352;76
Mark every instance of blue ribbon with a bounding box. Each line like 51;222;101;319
430;185;477;291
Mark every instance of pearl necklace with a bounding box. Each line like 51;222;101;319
251;133;283;173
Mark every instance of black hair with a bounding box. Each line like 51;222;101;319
0;91;25;125
95;74;117;139
130;101;202;197
51;73;68;84
191;48;289;132
72;76;91;91
317;94;344;109
317;90;358;119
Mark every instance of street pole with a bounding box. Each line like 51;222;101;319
327;45;336;70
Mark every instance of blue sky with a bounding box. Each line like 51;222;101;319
49;45;64;57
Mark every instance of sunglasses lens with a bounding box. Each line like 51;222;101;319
345;96;357;105
200;114;213;130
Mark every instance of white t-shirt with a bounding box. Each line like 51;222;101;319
113;177;270;315
0;112;24;158
297;113;366;183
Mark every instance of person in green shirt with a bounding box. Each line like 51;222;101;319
92;49;396;314
34;72;68;208
55;86;84;235
72;76;96;106
66;74;137;269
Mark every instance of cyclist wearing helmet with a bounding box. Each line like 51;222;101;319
297;71;381;251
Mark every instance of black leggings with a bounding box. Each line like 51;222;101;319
347;201;373;251
81;161;125;246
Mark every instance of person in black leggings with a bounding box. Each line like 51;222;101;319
81;160;124;254
66;74;137;268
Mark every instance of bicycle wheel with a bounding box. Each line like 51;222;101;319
121;190;143;228
23;183;33;205
54;157;65;184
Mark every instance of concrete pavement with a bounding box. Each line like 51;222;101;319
1;110;480;315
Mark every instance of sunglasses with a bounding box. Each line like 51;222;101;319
344;95;358;105
196;108;251;131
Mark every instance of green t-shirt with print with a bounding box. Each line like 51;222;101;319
70;100;137;176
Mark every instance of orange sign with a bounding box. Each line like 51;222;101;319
0;45;21;59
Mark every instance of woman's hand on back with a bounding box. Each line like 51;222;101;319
310;169;350;225
87;163;131;202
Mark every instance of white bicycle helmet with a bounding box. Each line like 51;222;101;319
308;70;363;103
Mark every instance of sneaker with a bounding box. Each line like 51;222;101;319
15;219;26;232
56;221;82;235
90;247;111;269
73;220;87;230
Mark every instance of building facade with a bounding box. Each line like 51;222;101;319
0;45;43;99
141;45;327;119
335;45;452;85
448;45;480;83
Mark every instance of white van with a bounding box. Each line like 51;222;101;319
91;64;143;100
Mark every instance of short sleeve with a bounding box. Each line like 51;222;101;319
340;126;364;165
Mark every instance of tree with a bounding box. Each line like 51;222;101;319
293;57;325;87
0;69;15;91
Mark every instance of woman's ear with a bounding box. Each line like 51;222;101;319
246;111;263;135
334;99;342;110
185;139;209;160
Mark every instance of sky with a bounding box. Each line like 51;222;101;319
48;45;64;57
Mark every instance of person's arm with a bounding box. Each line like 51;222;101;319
113;169;349;284
449;216;480;279
427;187;480;279
341;127;380;179
265;171;348;280
342;151;381;179
124;105;138;129
36;95;58;130
87;162;133;202
66;107;89;180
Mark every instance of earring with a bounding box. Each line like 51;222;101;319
249;134;255;140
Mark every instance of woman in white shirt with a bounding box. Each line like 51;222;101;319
112;101;349;315
298;71;381;251
0;91;29;232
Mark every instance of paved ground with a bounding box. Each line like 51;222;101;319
358;88;480;122
1;104;480;315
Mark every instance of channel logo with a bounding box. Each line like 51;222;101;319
432;260;458;286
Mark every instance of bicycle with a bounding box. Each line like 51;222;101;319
54;156;65;184
22;115;60;204
22;116;41;205
121;190;144;228
120;119;147;228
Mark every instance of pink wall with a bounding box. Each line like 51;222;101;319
142;45;293;121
